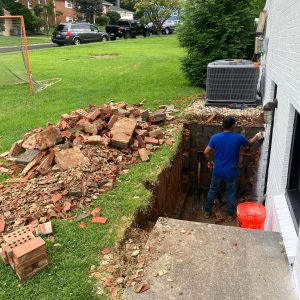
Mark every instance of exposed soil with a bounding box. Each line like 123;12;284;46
91;54;119;59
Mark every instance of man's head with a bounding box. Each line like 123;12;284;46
222;116;236;131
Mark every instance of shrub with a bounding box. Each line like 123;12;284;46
177;0;261;86
96;15;110;26
107;11;121;25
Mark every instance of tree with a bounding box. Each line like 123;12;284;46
0;0;4;16
135;0;181;35
74;0;103;24
177;0;259;86
107;11;121;25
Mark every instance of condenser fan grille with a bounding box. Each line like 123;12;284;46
206;60;259;105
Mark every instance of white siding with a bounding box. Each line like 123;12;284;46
263;0;300;296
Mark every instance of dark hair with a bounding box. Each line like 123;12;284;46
222;116;236;129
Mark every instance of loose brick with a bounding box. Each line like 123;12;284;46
61;130;72;139
52;193;62;202
111;118;137;149
37;222;53;235
144;137;159;145
91;207;101;216
36;155;52;175
3;226;36;243
107;115;119;130
82;121;98;135
0;219;5;233
9;142;22;157
63;202;71;211
88;108;101;121
148;129;164;139
91;216;108;224
138;148;149;162
75;109;90;119
136;135;146;148
12;237;46;264
83;136;104;145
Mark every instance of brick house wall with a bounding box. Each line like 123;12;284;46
17;0;76;23
262;0;300;295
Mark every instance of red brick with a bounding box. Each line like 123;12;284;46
91;207;101;216
135;129;148;137
12;237;46;264
3;226;36;243
52;193;62;203
136;135;146;148
166;139;173;146
75;109;89;119
83;136;104;145
82;121;98;135
61;130;72;139
9;142;22;157
79;222;86;228
36;155;52;175
107;115;119;130
63;202;71;211
37;221;53;235
88;108;101;121
148;129;164;139
0;219;5;233
144;137;159;145
91;216;108;224
149;112;166;123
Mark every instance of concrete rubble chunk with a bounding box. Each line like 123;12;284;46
55;147;89;170
149;111;166;123
16;149;41;166
111;118;137;149
22;127;62;151
138;148;149;162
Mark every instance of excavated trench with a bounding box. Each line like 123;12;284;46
135;119;265;227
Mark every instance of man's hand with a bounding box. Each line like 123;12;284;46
207;161;215;169
255;131;264;141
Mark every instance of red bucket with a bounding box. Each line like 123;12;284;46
237;202;266;230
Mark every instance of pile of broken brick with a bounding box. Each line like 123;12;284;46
0;101;178;239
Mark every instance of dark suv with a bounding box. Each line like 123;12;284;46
52;23;109;46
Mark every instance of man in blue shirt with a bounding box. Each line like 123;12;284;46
204;116;264;222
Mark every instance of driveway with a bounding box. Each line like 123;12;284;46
0;43;58;53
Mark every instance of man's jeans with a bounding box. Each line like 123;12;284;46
204;176;237;216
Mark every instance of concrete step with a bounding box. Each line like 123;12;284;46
123;217;296;300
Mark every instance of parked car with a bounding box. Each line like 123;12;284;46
52;23;109;46
147;22;176;35
105;20;151;40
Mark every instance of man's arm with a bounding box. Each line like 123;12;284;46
248;132;264;146
204;145;215;169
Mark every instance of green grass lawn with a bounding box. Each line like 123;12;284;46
0;35;51;47
0;36;202;300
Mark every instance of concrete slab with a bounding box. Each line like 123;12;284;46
123;218;296;300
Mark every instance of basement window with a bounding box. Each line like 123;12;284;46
286;110;300;233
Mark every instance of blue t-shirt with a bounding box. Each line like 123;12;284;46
208;132;248;180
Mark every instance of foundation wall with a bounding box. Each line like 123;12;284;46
182;122;265;200
135;145;183;224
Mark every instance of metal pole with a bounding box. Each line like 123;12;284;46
20;16;33;94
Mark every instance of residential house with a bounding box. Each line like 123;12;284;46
17;0;76;23
261;0;300;296
0;9;13;36
109;5;134;20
